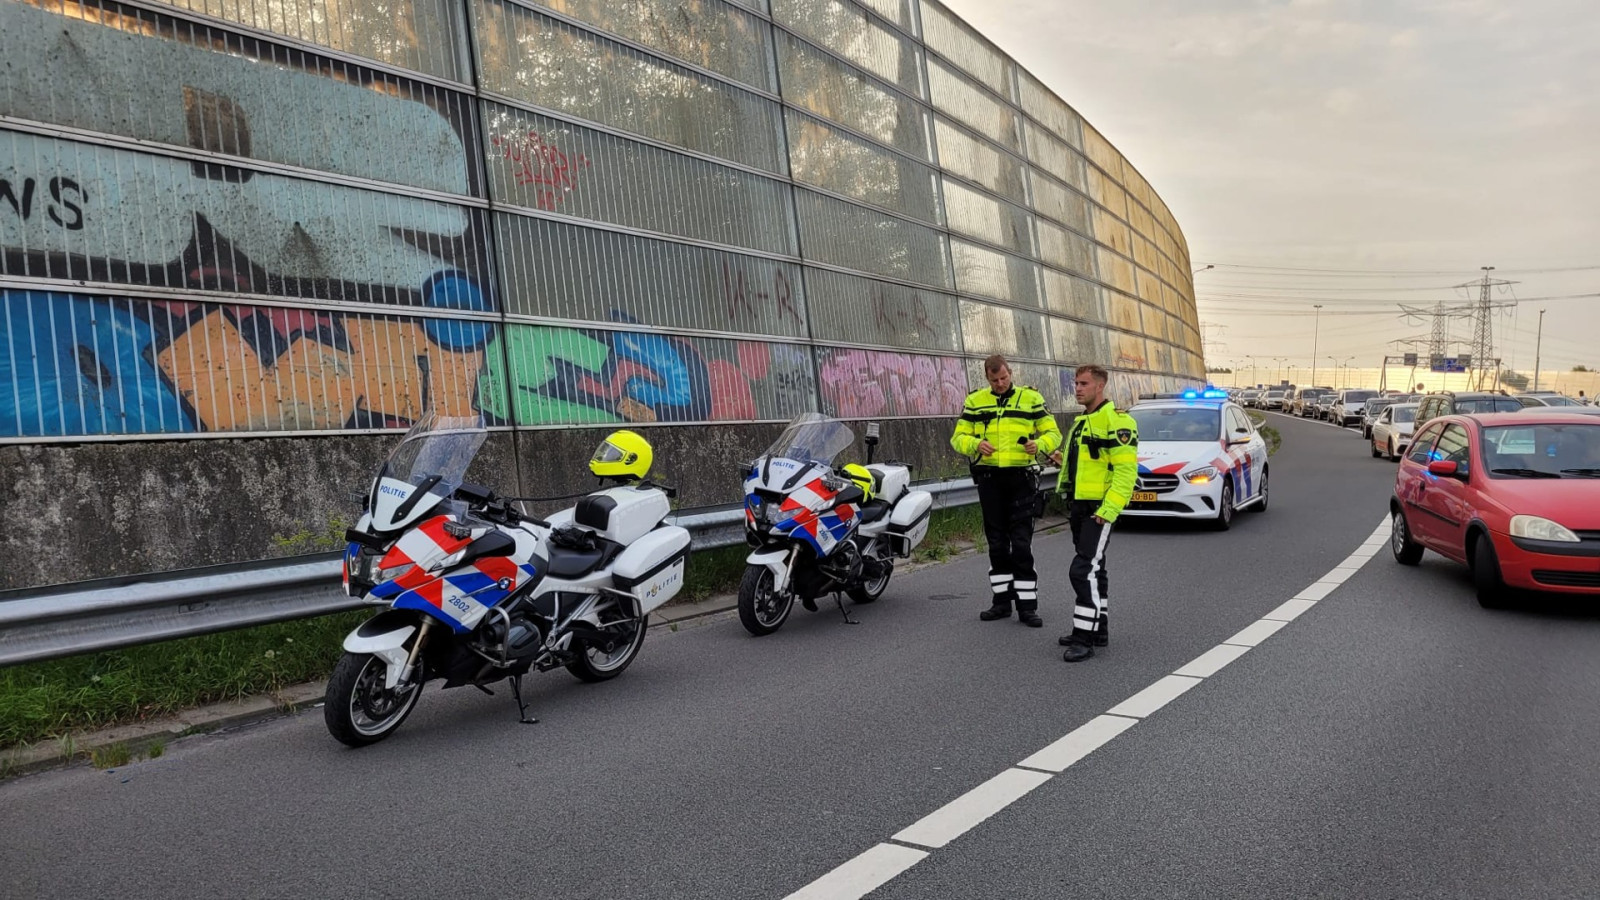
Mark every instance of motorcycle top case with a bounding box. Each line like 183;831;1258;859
612;526;691;613
549;485;671;546
865;464;910;504
886;490;933;557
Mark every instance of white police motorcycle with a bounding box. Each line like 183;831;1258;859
737;414;933;635
330;415;689;745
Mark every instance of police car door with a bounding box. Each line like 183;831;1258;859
1229;406;1267;501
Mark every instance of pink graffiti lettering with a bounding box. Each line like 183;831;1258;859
491;130;592;210
818;350;968;419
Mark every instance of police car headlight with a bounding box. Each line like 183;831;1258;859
1184;466;1219;485
1510;515;1579;543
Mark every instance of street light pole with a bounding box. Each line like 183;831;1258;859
1273;357;1288;384
1245;355;1260;386
1534;309;1546;392
1311;304;1323;386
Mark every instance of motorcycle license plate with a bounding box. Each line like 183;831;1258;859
1131;491;1158;503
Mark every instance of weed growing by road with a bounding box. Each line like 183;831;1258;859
90;743;131;769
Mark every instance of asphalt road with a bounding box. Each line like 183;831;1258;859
4;411;1597;899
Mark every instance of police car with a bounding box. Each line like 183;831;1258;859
1123;390;1270;530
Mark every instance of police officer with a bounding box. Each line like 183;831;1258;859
1053;364;1138;662
951;355;1062;627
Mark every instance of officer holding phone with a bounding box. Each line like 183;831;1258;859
950;355;1062;627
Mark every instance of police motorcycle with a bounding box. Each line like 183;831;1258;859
328;415;690;746
737;413;933;636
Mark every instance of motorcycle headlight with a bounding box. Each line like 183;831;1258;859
1509;515;1579;543
1185;466;1219;485
372;560;416;582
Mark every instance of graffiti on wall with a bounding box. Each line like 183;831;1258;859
817;349;968;418
0;1;488;307
480;320;815;426
490;129;593;210
1;283;487;437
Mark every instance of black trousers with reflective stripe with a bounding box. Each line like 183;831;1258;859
975;466;1039;612
1068;500;1111;638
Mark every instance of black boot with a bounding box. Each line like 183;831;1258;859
1062;628;1096;662
979;604;1012;621
1059;621;1109;647
1018;611;1043;628
1095;615;1109;647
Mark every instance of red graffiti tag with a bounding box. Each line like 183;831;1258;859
491;129;592;210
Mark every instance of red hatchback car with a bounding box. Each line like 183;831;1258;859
1391;412;1600;607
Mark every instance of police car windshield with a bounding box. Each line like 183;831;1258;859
1131;407;1220;442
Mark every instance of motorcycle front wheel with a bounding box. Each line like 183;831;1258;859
324;652;423;747
738;564;794;636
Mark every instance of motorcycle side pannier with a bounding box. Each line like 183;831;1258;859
885;490;933;557
612;525;691;613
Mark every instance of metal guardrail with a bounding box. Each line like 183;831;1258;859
0;471;1046;667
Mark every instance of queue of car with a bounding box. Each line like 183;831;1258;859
1247;383;1599;607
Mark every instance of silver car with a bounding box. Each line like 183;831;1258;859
1332;389;1378;427
1370;403;1418;460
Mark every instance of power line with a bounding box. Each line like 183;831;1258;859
1202;262;1600;277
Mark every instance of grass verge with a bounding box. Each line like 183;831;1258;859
1247;410;1284;456
0;506;991;751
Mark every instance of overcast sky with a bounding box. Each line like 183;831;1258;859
943;0;1600;375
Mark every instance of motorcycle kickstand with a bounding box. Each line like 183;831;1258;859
833;591;860;625
507;675;539;725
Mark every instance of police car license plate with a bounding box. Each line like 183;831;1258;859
1131;491;1158;503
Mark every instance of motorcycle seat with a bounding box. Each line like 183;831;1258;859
545;537;623;579
857;499;892;525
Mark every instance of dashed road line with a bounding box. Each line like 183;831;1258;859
781;514;1392;900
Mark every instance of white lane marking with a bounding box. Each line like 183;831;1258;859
782;843;929;900
1017;715;1139;773
1262;598;1317;622
1315;569;1354;586
1173;643;1252;678
1107;675;1204;718
781;515;1392;898
1222;618;1288;647
1294;582;1340;601
892;768;1054;849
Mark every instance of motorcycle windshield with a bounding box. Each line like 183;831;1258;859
761;413;856;467
370;412;486;530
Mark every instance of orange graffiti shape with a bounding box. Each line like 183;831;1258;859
157;311;481;431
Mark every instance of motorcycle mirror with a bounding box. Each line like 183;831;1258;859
866;421;881;440
346;489;367;506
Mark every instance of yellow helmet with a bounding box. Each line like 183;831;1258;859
590;430;652;482
842;463;875;502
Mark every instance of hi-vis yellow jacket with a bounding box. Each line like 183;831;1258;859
1057;399;1139;522
950;385;1063;468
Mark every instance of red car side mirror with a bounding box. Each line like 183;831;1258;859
1426;460;1459;477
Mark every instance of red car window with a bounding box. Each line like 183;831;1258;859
1407;423;1443;463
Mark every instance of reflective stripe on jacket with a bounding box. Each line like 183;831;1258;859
1057;400;1139;522
950;385;1063;468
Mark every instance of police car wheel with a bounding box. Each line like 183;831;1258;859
1211;479;1234;531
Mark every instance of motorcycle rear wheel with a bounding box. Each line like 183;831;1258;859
846;560;893;604
566;616;648;682
324;652;422;747
738;565;793;636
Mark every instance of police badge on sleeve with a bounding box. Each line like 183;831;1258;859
1116;428;1134;445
